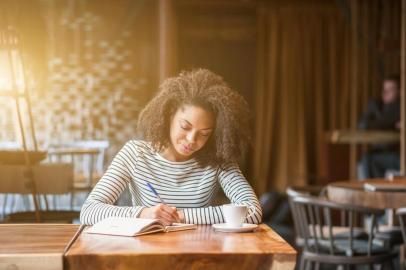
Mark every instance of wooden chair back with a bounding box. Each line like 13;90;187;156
47;140;109;190
0;164;73;195
0;163;79;223
286;186;325;247
397;207;406;244
292;195;384;256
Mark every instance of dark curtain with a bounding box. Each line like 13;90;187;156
251;0;400;194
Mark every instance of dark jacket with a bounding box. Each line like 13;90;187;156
358;98;400;130
358;98;400;152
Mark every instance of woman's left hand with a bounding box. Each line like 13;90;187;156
177;210;185;223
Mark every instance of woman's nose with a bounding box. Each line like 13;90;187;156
186;132;196;143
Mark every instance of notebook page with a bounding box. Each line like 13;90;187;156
85;217;163;236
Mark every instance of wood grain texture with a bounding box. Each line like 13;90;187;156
328;179;406;209
328;130;400;144
65;224;296;270
0;224;79;270
0;254;62;270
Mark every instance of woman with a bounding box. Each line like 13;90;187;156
80;69;262;225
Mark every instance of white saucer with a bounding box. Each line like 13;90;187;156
212;223;258;233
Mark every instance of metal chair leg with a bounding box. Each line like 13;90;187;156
400;245;405;270
52;194;57;210
22;195;31;211
299;256;306;270
42;194;49;211
305;260;312;270
390;259;396;270
70;191;74;210
10;195;15;212
2;194;8;217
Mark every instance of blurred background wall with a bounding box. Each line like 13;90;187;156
0;0;401;196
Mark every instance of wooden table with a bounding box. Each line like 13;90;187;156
327;179;406;209
0;224;79;270
328;130;400;144
47;148;100;156
65;224;297;270
0;224;296;270
328;179;406;268
327;129;400;180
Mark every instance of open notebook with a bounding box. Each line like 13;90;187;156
85;217;197;237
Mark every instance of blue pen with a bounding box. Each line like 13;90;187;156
146;182;166;204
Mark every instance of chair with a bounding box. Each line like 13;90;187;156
398;208;406;245
0;164;80;223
0;141;20;217
293;195;397;270
375;174;405;250
397;208;406;270
0;141;49;219
287;186;367;249
47;140;109;209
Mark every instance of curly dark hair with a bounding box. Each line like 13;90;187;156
137;69;251;167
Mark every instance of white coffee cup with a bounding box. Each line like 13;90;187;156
222;204;256;228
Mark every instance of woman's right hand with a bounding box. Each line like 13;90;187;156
139;204;180;226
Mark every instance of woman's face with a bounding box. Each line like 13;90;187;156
164;104;214;162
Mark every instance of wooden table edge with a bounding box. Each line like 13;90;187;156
0;253;63;270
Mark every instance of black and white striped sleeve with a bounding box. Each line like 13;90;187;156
79;142;144;225
182;164;262;225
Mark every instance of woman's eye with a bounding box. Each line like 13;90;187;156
200;133;210;137
180;125;189;130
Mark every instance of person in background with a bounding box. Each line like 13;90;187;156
358;75;400;179
80;69;262;226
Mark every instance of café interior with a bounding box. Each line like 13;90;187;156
0;0;406;269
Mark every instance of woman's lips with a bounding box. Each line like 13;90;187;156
181;145;193;153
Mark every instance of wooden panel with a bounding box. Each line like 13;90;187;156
349;0;359;180
0;224;79;270
159;0;178;82
65;224;297;270
319;142;350;184
401;0;406;174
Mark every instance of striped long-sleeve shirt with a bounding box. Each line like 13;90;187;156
80;140;262;225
